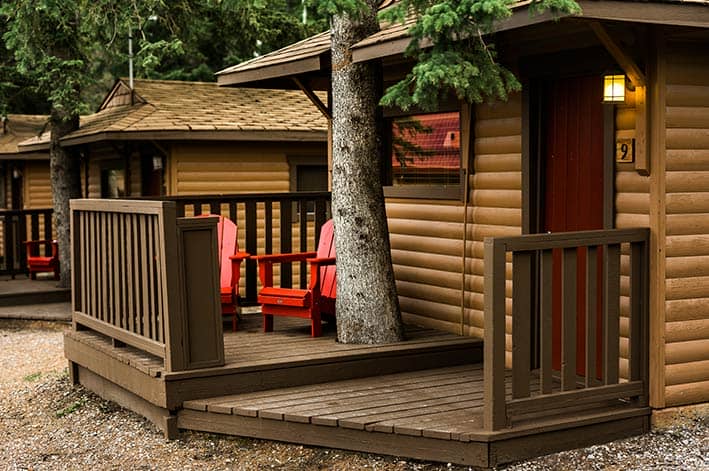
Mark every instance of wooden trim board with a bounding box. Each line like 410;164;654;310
77;365;178;439
177;407;648;467
64;333;168;408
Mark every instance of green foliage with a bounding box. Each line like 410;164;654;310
55;399;86;418
379;0;581;111
307;0;369;18
23;372;42;382
1;0;327;115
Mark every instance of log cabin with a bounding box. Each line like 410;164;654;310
17;79;329;280
0;114;53;276
60;2;709;467
217;0;709;412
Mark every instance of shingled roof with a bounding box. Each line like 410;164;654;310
0;115;49;159
216;0;709;87
19;79;328;151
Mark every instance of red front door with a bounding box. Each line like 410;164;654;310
542;75;605;376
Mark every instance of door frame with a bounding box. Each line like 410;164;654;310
521;47;617;236
519;48;618;368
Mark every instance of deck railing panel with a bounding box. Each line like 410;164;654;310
138;192;331;302
71;199;224;372
0;208;53;276
483;228;650;431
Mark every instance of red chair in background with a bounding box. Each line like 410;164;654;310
24;240;59;280
254;219;335;337
202;214;249;332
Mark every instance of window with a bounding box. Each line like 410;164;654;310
101;167;126;198
385;110;463;199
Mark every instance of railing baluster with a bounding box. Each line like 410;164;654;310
280;197;293;289
140;215;150;337
604;243;621;385
512;250;532;399
629;241;643;383
561;247;577;391
540;248;553;394
44;210;52;242
245;200;258;302
585;245;599;387
299;199;308;289
265;201;273;254
314;198;326;248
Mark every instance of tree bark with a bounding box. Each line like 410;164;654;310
331;2;404;344
49;109;80;288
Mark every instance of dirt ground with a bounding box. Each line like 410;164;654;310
0;319;707;470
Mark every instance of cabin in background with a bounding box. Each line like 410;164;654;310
0;114;53;277
19;79;328;201
1;114;51;210
18;79;329;265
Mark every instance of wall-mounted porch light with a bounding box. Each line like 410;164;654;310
603;74;626;103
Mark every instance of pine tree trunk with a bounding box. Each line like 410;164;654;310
331;2;404;344
49;110;80;288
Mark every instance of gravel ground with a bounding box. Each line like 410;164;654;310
1;319;707;471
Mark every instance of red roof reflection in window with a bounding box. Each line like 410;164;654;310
391;111;460;172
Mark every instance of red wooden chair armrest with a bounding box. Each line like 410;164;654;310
306;256;336;267
253;251;317;264
229;252;250;261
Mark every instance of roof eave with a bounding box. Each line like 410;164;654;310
0;151;49;160
60;129;328;147
217;56;325;87
352;0;709;63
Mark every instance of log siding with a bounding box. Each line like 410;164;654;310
663;44;709;406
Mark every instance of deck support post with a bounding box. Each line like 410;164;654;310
484;238;508;430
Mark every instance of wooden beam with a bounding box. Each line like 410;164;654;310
293;77;331;121
588;21;649;174
588;21;646;87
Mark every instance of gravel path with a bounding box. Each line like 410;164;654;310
0;319;707;470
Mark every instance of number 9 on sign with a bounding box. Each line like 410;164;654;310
616;138;635;163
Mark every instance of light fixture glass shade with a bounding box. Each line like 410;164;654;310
603;74;626;103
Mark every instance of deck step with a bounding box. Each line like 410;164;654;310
0;277;70;307
177;364;650;468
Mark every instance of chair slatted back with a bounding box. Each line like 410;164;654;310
317;219;336;299
201;214;239;288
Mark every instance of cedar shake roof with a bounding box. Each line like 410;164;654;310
216;0;709;87
0;114;49;159
19;79;328;151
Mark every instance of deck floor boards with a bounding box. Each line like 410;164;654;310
186;364;491;441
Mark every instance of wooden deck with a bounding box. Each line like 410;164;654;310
178;363;649;467
65;313;483;407
0;275;71;306
66;314;649;467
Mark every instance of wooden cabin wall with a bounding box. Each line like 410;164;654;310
170;141;326;287
663;43;709;407
22;161;52;209
615;89;650;381
465;95;523;358
22;160;54;241
386;200;465;333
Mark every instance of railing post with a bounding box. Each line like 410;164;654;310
160;203;187;372
484;237;508;430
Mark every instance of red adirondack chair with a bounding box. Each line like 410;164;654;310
201;214;249;332
24;240;59;280
255;219;335;337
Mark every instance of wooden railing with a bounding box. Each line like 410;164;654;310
0;208;53;277
147;192;332;303
483;228;650;430
71;199;224;372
